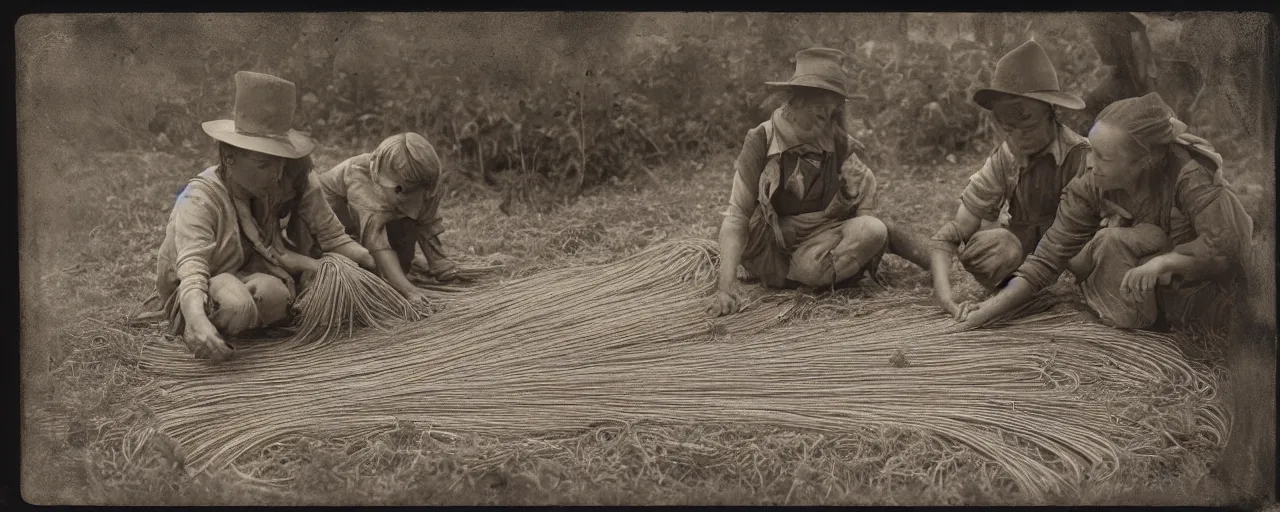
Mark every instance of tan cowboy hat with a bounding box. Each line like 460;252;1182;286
766;47;850;99
973;40;1085;111
202;71;316;159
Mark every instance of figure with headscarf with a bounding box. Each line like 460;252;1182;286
710;48;888;317
888;41;1092;320
952;92;1255;332
291;132;462;306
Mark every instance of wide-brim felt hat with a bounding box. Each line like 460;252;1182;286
202;71;316;159
972;40;1085;111
765;47;850;99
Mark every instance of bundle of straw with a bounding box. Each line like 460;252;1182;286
132;238;1225;500
288;253;427;344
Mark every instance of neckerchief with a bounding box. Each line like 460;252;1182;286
770;105;836;200
226;176;297;296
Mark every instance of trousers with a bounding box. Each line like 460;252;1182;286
743;211;888;289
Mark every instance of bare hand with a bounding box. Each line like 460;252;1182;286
184;319;232;363
948;299;992;332
295;256;323;288
298;256;322;275
955;300;980;322
708;289;742;317
933;290;960;318
403;288;431;307
354;251;377;272
1120;259;1171;303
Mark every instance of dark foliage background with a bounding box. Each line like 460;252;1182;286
15;14;1113;198
19;13;1271;212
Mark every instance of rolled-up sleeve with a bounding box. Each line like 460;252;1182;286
1014;177;1103;290
722;126;769;220
171;184;220;303
1172;164;1254;278
298;173;361;253
929;222;965;254
960;145;1014;223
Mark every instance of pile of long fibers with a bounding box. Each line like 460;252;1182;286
289;253;428;346
132;238;1225;500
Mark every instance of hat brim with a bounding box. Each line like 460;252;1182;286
202;120;316;159
765;79;848;99
973;88;1086;111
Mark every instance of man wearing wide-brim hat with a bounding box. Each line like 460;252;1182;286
891;40;1093;320
153;71;376;362
953;92;1254;332
710;47;889;316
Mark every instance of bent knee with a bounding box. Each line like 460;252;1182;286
1092;227;1126;247
209;274;254;310
960;229;1024;289
207;274;259;335
841;216;889;250
242;273;292;326
962;229;1023;266
969;228;1022;253
788;259;836;288
1093;225;1169;254
244;274;290;303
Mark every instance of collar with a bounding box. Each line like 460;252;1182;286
768;139;827;158
767;108;837;157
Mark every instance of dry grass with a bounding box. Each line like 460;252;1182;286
20;135;1275;505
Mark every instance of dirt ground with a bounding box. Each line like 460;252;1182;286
19;131;1276;505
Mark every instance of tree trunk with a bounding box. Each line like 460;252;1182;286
1213;234;1277;507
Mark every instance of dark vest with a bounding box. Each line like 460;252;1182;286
770;149;842;217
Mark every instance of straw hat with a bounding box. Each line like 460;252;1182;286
972;40;1085;111
202;71;316;159
766;47;850;99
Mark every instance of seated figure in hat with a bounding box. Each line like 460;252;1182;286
154;71;377;362
953;92;1254;332
893;40;1093;320
710;47;888;316
289;132;465;306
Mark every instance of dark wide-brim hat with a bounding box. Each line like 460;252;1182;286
765;47;850;99
202;71;316;159
972;40;1085;111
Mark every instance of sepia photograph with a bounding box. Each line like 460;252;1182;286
16;11;1278;506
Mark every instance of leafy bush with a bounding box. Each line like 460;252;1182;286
22;13;1109;209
